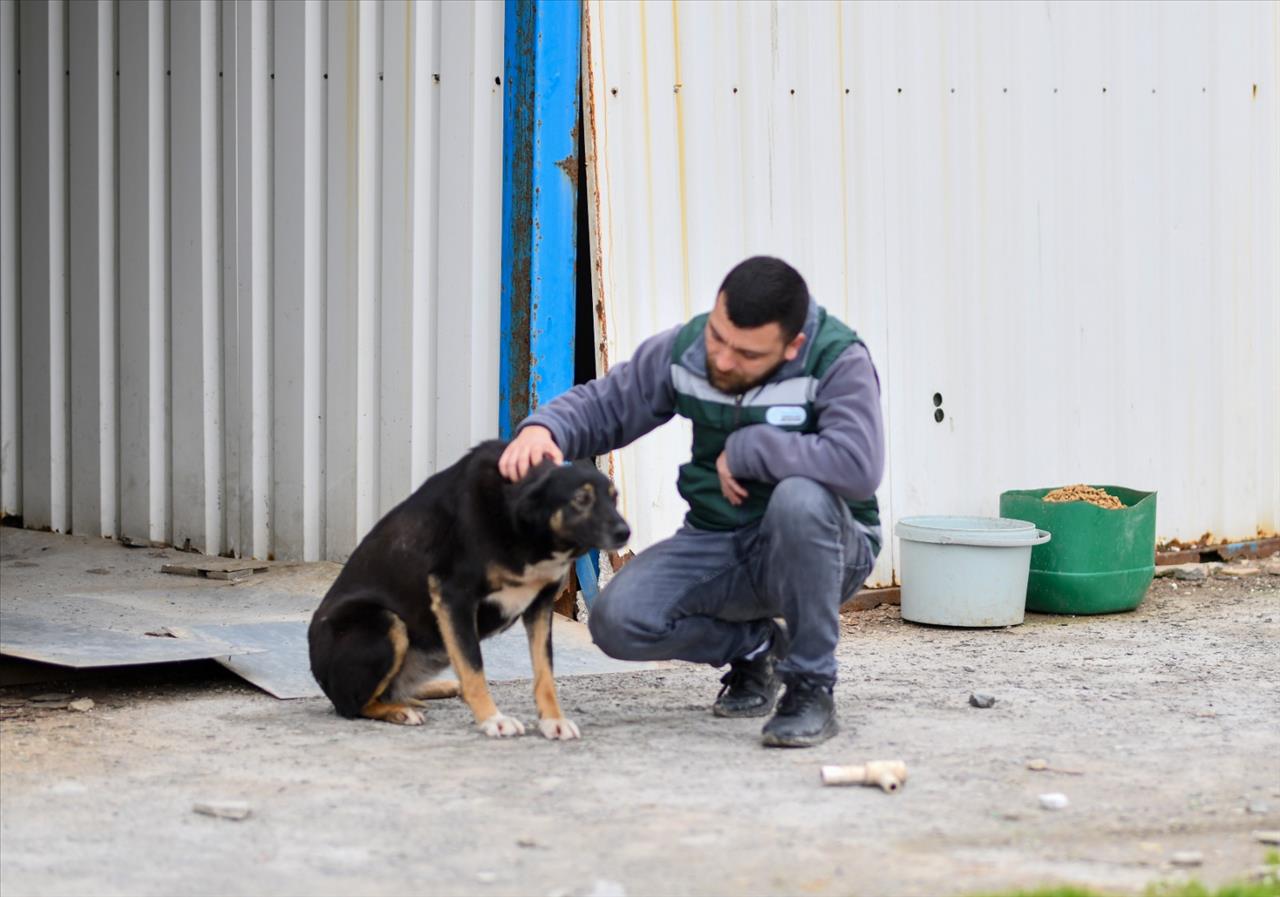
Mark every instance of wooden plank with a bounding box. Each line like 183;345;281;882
840;586;901;614
160;558;270;577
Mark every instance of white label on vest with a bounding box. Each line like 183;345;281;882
765;406;807;427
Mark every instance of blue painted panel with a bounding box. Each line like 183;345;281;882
575;552;599;606
527;1;580;414
499;0;581;439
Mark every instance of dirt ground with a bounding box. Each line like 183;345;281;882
2;547;1278;897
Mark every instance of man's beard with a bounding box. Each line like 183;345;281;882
705;358;785;395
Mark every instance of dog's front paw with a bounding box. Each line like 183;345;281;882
537;717;581;740
478;713;525;738
390;706;427;726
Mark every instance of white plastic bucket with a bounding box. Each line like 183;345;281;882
895;516;1051;627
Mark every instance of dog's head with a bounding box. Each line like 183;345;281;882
511;462;631;554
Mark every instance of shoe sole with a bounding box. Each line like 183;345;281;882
712;699;777;719
760;717;839;748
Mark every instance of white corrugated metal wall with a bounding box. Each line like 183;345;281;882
583;0;1280;587
0;0;504;561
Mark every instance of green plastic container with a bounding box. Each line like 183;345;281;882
998;486;1157;614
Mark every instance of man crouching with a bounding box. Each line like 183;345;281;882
499;256;884;748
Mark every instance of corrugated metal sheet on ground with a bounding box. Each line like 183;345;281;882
582;0;1280;586
0;612;262;668
0;0;505;562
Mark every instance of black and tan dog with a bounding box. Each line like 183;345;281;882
308;440;630;739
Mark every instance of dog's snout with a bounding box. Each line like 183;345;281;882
610;523;631;546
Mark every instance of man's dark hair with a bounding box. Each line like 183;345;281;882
717;256;809;340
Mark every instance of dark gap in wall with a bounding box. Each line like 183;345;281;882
573;99;595;387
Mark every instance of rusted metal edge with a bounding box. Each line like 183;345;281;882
581;1;617;487
1157;536;1280;565
582;0;610;378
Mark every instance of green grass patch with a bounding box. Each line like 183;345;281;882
969;867;1280;897
969;889;1104;897
1146;881;1280;897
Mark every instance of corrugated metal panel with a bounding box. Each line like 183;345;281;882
0;0;505;560
583;0;1280;586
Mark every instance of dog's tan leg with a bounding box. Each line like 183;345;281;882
411;679;461;700
359;616;425;725
523;586;580;740
429;575;523;737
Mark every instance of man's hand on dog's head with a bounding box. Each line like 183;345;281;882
499;425;564;481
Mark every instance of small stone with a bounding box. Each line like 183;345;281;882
1219;565;1260;578
11;560;38;568
48;781;88;795
67;698;95;712
1171;565;1207;582
1246;865;1279;882
85;567;111;575
969;693;996;708
516;837;541;849
1026;759;1049;771
962;665;976;673
193;800;251;821
475;872;498;884
585;882;627;897
1254;830;1280;845
1155;564;1196;579
1170;851;1204;867
1039;792;1070;810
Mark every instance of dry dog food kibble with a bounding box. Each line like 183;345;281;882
1042;484;1124;510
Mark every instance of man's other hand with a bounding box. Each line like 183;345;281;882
499;425;564;481
716;451;747;506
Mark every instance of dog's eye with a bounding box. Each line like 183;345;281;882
572;489;593;510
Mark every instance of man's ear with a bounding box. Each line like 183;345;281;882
783;331;806;363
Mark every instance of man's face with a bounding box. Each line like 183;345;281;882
704;293;806;394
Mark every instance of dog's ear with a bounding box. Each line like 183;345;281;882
509;462;558;530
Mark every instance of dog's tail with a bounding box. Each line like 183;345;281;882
308;598;409;719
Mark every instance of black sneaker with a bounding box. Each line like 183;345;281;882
760;676;838;747
712;622;787;718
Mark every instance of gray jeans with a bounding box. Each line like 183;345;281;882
587;477;879;684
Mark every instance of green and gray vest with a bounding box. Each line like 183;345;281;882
670;308;881;544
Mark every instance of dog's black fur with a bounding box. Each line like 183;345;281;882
308;440;629;738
